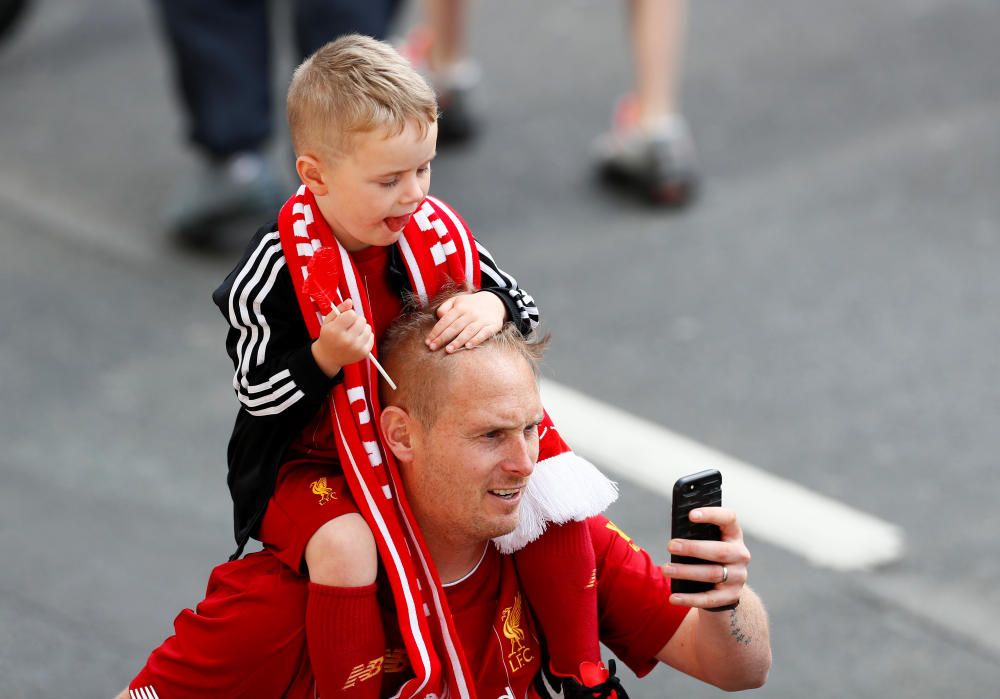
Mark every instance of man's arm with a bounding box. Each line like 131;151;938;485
654;507;771;690
117;553;311;698
656;585;770;690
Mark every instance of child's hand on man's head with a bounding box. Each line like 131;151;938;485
426;291;508;353
311;299;375;377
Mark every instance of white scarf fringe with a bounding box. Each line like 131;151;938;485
492;452;619;554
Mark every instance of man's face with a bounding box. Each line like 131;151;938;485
403;349;544;548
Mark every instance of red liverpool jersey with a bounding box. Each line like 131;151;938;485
130;516;689;699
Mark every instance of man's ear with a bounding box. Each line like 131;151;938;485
381;405;417;462
295;154;328;195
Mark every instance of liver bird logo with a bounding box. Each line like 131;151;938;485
310;477;337;505
501;593;527;653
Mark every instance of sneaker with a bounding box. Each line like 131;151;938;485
540;660;630;699
396;26;481;145
162;151;287;242
594;96;699;207
433;60;482;145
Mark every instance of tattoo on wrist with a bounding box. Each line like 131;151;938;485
729;609;752;646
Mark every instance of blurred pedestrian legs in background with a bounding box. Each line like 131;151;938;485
154;0;696;250
0;0;31;45
397;0;480;145
594;0;698;206
152;0;400;244
405;0;698;206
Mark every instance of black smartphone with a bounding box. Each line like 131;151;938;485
670;469;723;594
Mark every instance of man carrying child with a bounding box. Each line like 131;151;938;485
211;35;619;699
122;296;771;698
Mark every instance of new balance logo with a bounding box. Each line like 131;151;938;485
343;656;384;688
382;648;408;674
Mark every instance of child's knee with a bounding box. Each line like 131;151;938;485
304;513;378;586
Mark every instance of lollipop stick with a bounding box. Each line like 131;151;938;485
325;301;397;391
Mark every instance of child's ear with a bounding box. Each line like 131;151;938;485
295;154;328;195
381;405;416;462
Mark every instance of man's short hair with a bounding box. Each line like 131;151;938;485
287;34;439;158
378;289;549;427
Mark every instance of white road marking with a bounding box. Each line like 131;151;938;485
0;172;157;264
541;380;905;571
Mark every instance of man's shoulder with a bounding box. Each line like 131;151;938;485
588;514;656;574
198;551;309;646
206;551;307;602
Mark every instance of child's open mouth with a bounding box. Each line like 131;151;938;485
384;213;413;231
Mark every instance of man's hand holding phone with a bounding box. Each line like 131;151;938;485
655;498;772;689
663;506;751;611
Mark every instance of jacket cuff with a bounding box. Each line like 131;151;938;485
287;345;343;401
477;288;528;335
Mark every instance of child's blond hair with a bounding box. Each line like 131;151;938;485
287;34;438;158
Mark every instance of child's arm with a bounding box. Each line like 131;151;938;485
311;299;375;377
475;240;540;335
424;238;541;352
212;227;341;427
425;290;506;352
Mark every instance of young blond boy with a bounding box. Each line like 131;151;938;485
213;35;617;698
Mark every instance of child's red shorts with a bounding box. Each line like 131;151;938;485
257;452;359;573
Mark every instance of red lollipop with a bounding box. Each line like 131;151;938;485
304;247;342;315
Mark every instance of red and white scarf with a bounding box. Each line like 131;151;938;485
278;185;618;698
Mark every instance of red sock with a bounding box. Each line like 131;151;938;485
514;520;601;679
306;582;386;698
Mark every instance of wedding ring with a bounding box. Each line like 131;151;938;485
720;565;729;584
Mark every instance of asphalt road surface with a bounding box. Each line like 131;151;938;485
1;1;999;697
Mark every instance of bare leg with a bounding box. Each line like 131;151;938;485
423;0;469;75
628;0;687;127
417;0;480;143
593;0;697;205
304;514;384;699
